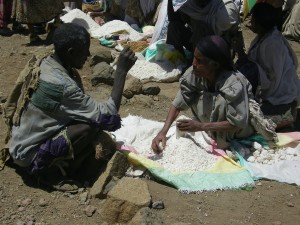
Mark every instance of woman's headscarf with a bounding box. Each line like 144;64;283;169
196;35;234;70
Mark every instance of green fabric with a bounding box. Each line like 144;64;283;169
99;37;117;48
148;167;254;192
31;80;63;112
124;151;255;192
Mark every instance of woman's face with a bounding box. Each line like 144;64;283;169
192;48;216;80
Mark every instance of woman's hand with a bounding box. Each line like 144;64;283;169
176;119;202;132
151;132;167;154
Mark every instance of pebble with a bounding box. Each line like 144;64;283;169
286;202;295;207
84;205;96;217
21;198;32;206
153;96;159;101
16;220;25;225
18;207;25;212
38;198;48;207
80;192;88;204
152;200;165;209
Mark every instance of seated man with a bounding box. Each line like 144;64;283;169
5;23;137;190
234;3;299;129
166;0;242;57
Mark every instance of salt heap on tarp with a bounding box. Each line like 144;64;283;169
61;9;144;41
92;20;144;41
113;115;218;172
61;9;100;34
127;59;183;82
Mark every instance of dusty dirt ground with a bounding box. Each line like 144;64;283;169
0;22;300;225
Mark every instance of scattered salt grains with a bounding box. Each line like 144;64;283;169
246;145;300;165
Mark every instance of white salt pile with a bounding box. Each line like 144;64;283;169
61;10;144;41
91;20;144;41
61;9;100;34
127;59;183;82
113;115;218;172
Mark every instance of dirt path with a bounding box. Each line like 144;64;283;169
0;26;300;225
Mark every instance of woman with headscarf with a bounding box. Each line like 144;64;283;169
234;3;299;129
151;35;276;153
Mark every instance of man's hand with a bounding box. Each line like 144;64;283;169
111;47;137;111
151;132;167;154
116;46;137;74
176;119;202;132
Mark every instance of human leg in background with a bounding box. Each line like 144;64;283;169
0;0;13;36
166;20;193;57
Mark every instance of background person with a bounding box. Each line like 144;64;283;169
234;3;299;129
166;0;241;58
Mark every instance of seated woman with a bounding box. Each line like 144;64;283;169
234;3;299;129
151;35;275;154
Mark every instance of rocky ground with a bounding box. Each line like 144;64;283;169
0;23;300;225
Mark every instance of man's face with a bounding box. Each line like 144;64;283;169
69;39;91;69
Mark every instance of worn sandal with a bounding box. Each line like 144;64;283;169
52;179;82;193
38;176;82;193
27;35;43;46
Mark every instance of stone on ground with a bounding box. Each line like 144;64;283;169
89;151;129;198
128;207;164;225
99;177;151;224
91;62;114;86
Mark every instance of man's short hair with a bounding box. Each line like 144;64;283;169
53;23;90;55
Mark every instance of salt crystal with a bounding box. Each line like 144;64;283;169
286;148;296;155
252;142;262;150
253;151;260;157
261;150;268;156
263;160;269;164
279;155;286;160
247;156;255;162
268;150;275;154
